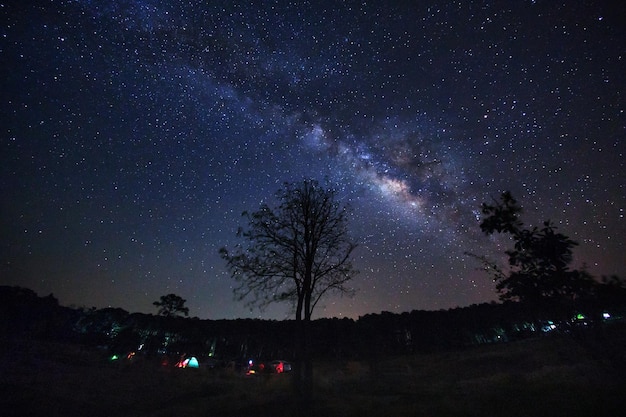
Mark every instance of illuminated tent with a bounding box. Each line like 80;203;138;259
176;356;200;368
186;356;199;368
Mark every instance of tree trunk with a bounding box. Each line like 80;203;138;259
295;316;313;403
293;316;312;401
293;292;313;403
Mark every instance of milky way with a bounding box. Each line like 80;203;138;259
1;1;624;319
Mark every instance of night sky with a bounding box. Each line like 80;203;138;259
1;1;624;320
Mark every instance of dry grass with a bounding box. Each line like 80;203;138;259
1;334;624;417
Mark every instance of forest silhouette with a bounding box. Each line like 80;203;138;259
2;190;625;416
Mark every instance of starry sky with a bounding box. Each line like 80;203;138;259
1;0;624;320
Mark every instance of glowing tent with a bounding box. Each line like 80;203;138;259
176;356;200;368
186;356;199;368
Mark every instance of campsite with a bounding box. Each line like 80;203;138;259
2;285;626;416
2;324;625;417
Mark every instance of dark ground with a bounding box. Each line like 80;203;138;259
1;326;625;417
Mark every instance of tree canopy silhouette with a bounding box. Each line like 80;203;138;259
220;179;358;320
472;191;594;307
153;293;189;317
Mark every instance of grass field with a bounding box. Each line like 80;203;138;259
1;330;624;417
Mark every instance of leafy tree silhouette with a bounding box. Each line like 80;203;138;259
470;192;594;315
153;294;189;318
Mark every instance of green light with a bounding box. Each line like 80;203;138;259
110;354;119;361
576;313;585;320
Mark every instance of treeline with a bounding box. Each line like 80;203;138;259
2;285;625;364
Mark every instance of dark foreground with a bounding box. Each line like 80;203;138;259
1;326;625;417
